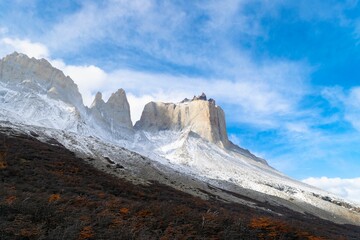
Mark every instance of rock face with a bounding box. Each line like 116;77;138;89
0;52;83;109
89;89;133;132
135;93;230;148
0;52;133;137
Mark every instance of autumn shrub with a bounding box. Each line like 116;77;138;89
78;226;94;240
48;193;61;203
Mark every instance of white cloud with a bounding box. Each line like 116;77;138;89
322;86;360;132
0;37;49;59
127;94;155;124
285;122;310;133
45;0;189;62
303;177;360;204
344;87;360;131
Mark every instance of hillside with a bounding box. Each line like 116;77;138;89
1;127;360;239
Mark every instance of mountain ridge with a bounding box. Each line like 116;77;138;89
1;52;360;227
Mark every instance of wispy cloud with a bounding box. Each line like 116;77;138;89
303;177;360;204
345;87;360;131
322;85;360;132
0;38;49;59
0;35;310;128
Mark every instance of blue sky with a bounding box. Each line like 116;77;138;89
1;0;360;202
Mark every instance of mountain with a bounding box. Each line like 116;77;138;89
1;52;360;234
0;52;83;109
88;89;133;138
135;94;229;148
0;52;132;139
90;90;132;129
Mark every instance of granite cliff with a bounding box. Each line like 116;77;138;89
135;93;230;148
89;89;133;135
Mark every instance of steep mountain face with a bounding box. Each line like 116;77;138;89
0;52;133;138
0;52;83;109
88;90;133;138
135;94;229;148
1;52;360;228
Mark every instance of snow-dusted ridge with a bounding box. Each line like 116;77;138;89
1;52;360;225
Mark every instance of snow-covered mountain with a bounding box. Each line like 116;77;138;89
1;52;360;226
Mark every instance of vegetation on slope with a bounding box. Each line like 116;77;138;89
1;129;359;239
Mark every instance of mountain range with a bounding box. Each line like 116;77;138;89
1;52;360;239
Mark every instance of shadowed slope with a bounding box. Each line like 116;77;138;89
1;127;360;239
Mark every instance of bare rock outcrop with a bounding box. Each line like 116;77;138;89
135;93;230;148
0;52;83;109
89;89;133;132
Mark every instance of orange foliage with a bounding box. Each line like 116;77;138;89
0;161;7;169
5;196;16;205
250;217;273;228
48;193;61;203
250;217;289;238
307;236;326;240
119;207;129;215
78;226;94;240
250;217;326;239
0;151;7;169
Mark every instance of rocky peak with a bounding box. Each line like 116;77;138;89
107;89;127;106
193;92;207;101
180;93;215;105
135;94;230;148
90;92;105;108
89;89;133;131
94;91;103;101
0;52;83;108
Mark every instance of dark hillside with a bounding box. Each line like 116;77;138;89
1;128;359;239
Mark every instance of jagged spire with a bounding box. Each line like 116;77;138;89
89;89;133;130
107;88;126;105
192;92;207;101
90;92;104;108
